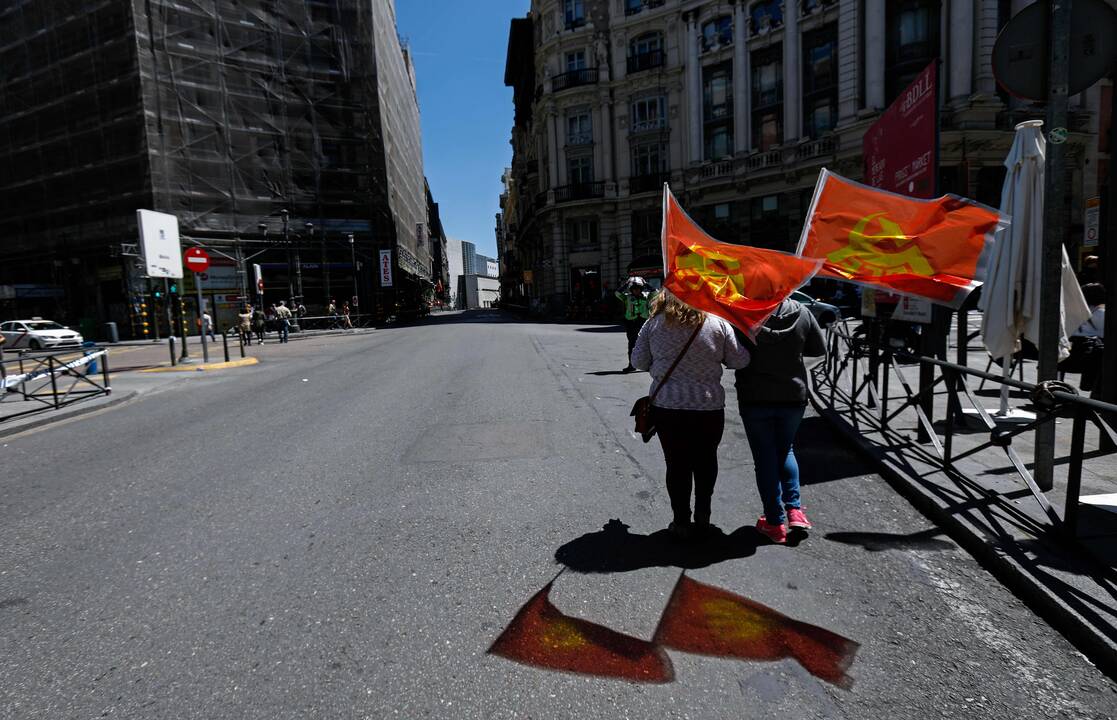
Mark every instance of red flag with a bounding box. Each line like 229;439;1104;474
489;581;674;684
798;169;1005;307
662;186;822;338
653;575;859;689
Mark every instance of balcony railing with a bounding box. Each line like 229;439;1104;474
630;116;666;134
551;67;598;92
629;172;671;194
745;149;782;172
626;49;665;74
699;160;734;180
566;131;593;146
794;136;837;161
704;103;732;121
554;181;606;203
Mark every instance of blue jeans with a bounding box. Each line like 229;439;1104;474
739;405;805;526
279;319;289;343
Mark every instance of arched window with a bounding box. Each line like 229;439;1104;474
627;32;664;73
701;16;733;51
749;1;782;36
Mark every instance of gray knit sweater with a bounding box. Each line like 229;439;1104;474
630;314;750;411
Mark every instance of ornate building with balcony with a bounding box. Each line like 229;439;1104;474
502;0;1101;315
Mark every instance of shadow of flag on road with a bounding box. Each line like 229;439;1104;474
487;580;674;684
652;574;859;689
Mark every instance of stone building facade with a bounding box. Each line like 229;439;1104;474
501;0;1100;314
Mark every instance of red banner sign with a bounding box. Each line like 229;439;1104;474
863;62;937;199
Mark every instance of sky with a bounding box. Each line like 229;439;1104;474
395;0;530;259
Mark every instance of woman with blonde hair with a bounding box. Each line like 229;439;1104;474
631;290;750;538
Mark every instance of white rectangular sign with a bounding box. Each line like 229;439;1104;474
136;209;183;279
379;250;393;288
1084;196;1100;248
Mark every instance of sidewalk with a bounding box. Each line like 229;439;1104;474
813;314;1117;675
96;326;375;372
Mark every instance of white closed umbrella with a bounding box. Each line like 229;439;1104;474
978;120;1090;419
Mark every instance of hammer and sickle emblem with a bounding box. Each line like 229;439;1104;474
675;248;747;302
827;212;934;277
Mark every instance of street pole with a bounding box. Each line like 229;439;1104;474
1035;0;1072;493
196;272;209;363
282;209;294;304
1100;73;1117;448
164;278;175;365
349;233;358;313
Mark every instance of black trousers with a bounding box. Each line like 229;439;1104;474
654;407;725;524
624;319;644;366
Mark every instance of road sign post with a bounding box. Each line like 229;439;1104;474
185;248;212;363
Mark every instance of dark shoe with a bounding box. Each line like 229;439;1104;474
668;521;692;540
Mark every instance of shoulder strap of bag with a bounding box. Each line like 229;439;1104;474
649;319;704;403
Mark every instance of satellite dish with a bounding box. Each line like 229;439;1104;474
993;0;1117;102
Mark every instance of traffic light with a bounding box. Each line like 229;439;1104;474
169;282;178;295
153;287;163;299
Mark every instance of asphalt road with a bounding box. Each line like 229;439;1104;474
2;311;1114;719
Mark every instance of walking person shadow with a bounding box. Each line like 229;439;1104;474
555;519;762;573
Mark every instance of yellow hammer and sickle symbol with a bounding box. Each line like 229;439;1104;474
676;249;746;302
827;212;934;277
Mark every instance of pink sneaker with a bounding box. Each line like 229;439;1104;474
755;517;787;544
787;507;813;530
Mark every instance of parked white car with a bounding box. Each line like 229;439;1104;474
0;319;83;351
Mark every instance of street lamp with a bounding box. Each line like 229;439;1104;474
281;209;294;305
349;233;358;313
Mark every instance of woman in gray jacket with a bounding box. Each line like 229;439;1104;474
735;297;826;544
631;291;750;538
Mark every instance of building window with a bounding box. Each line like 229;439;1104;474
564;0;586;29
566;50;587;72
703;63;733;160
802;26;837;138
566;111;593;145
566;218;598;250
701;16;733;52
886;0;939;103
630;95;666;133
750;1;783;35
750;193;788;249
627;32;665;73
703;63;732;120
631;210;662;257
695;202;737;241
632;140;667;178
567;155;593;185
751;46;782;151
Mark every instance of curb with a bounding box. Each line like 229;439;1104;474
140;357;259;373
0;390;138;440
812;402;1117;680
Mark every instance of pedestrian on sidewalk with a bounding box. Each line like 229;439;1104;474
202;311;217;342
735;295;826;545
327;298;338;328
341;302;353;329
253;305;267;345
616;277;652;373
274;300;293;343
238;305;253;347
631;290;750;539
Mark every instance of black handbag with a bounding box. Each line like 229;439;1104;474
630;321;704;443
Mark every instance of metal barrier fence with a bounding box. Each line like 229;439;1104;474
811;321;1117;538
0;347;112;425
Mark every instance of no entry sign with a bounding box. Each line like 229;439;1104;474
184;247;211;273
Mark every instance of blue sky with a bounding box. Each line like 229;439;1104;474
396;0;530;258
